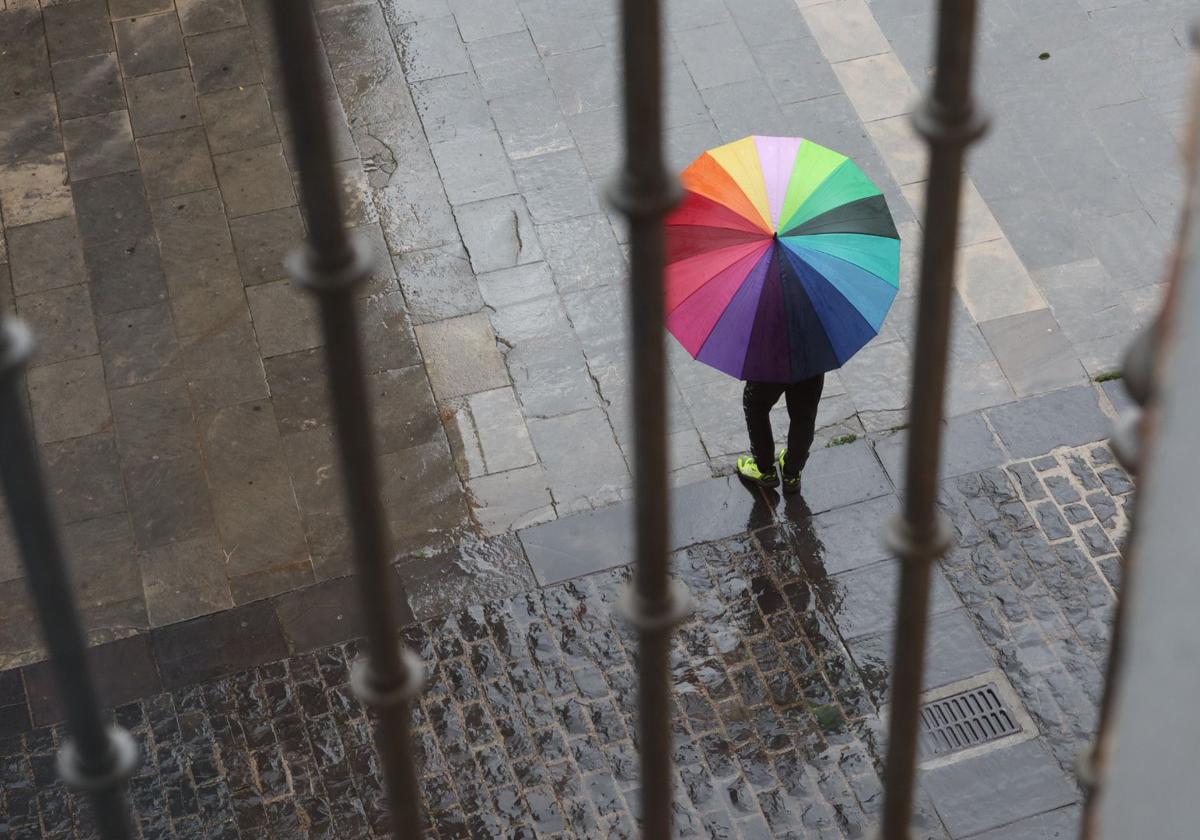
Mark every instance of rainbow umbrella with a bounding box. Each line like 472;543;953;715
665;135;900;382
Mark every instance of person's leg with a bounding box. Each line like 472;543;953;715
743;381;785;472
782;374;825;477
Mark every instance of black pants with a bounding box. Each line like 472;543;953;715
742;375;825;478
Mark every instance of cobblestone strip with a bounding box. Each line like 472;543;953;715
938;441;1129;773
2;529;961;839
0;434;1132;839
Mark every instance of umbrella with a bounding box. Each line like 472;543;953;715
665;135;901;382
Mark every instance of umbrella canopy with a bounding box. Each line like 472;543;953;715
665;135;901;382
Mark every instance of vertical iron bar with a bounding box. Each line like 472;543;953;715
881;0;987;836
608;0;691;836
0;321;138;839
267;3;424;837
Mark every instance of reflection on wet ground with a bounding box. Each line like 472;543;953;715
0;441;1125;837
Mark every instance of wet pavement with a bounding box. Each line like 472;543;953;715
0;422;1127;838
0;0;1169;834
0;0;1178;667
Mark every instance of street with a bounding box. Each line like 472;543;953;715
0;0;1181;836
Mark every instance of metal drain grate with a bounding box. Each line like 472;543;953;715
919;682;1020;757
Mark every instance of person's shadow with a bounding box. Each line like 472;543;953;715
733;475;837;598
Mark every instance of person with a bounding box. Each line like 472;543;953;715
736;374;825;494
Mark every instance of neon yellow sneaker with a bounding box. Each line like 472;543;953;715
737;455;779;488
778;449;801;495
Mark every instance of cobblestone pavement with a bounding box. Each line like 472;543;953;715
0;425;1130;838
0;0;1181;666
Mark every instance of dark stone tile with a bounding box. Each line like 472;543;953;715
244;280;321;358
198;84;278;153
381;439;470;559
0;93;61;165
96;303;180;387
43;0;115;63
987;386;1111;459
276;98;359;169
349;221;401;297
782;439;893;517
824;560;959;642
62;111;139;181
228;206;303;285
359;291;420;373
186;26;261;93
23;635;161;726
152;601;288;689
970;805;1080;839
396;15;470;82
0;669;30;739
177;313;269;411
265;350;438;453
26;356;113;444
230;563;315;606
72;171;154;246
392;243;484;325
50;53;125;120
136;128;217;198
316;1;394;67
921;739;1079;838
176;0;247;36
397;534;535;621
6;217;88;297
213;143;296;217
1101;378;1131;414
198;400;310;590
41;432;125;524
126;68;202;136
148;188;243;336
109;0;176;18
61;512;149;638
114;11;188;77
110;378;214;547
0;578;42;666
83;236;170;315
804;494;899;578
876;411;1005;487
14;284;99;366
283;428;352;580
849;608;995;703
140;535;235;626
980;309;1087;397
0;8;52;102
274;574;413;654
522;475;776;585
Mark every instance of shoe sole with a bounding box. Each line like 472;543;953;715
781;481;801;495
737;472;779;489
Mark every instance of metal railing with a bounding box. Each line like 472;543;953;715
608;0;693;835
1;1;1190;838
0;323;139;836
267;1;425;835
880;0;988;835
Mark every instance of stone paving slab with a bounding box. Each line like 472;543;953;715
0;0;475;668
0;0;1180;731
0;434;1130;839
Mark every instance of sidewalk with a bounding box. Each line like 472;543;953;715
0;0;1177;670
0;385;1127;838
